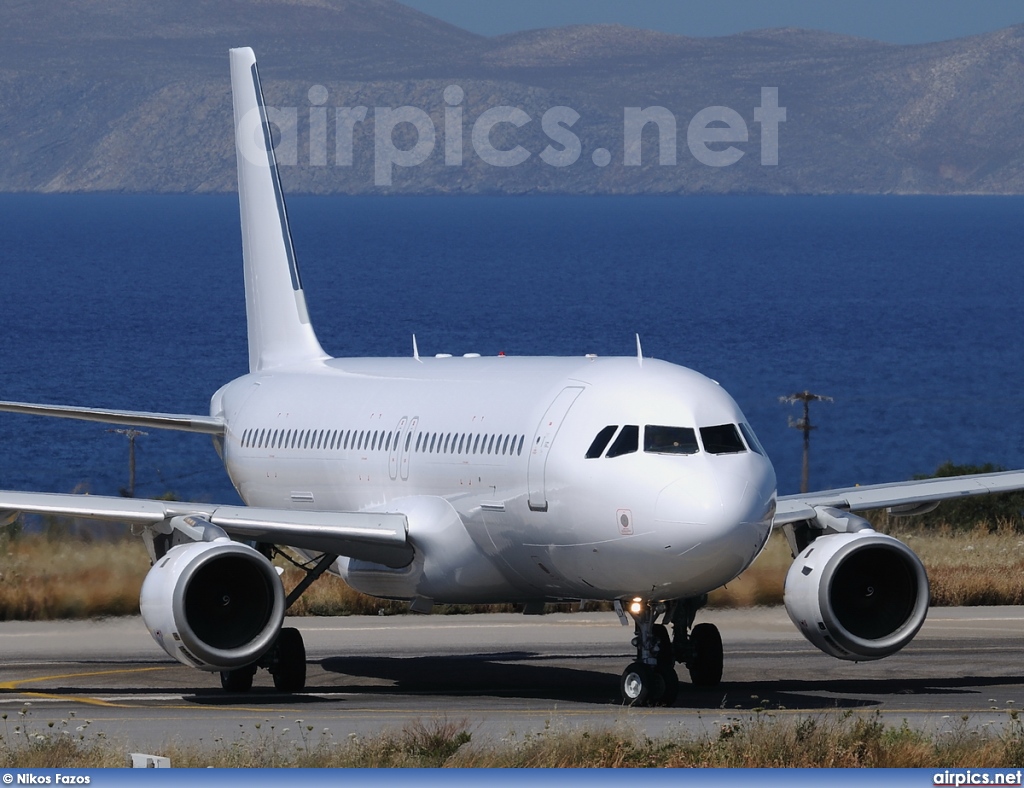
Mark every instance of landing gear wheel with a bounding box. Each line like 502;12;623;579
620;662;659;706
657;665;680;706
687;622;723;687
220;664;256;692
271;627;306;692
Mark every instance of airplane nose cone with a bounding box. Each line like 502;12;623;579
655;457;774;532
654;464;720;527
713;464;775;533
654;455;776;582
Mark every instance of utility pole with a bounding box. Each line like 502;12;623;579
779;391;832;493
107;428;148;498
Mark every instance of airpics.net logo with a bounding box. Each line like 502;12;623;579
236;87;786;186
933;770;1024;786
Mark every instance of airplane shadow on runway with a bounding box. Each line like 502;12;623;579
679;676;990;713
317;652;617;704
245;652;1024;711
18;654;1021;711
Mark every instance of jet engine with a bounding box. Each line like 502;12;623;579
140;537;285;670
783;530;929;660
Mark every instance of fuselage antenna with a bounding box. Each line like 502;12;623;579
635;333;643;367
413;334;421;362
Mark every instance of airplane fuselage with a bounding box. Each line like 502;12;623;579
216;354;778;604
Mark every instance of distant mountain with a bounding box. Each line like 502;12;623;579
1;0;1022;194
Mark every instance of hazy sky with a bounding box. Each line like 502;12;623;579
397;0;1024;44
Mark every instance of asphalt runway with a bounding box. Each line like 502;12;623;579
3;607;1024;751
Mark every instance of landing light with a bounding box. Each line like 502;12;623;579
629;598;644;615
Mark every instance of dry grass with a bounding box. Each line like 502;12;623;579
893;521;1024;606
4;517;1024;620
0;534;148;620
455;712;1024;768
5;708;1024;768
708;532;790;608
708;519;1024;609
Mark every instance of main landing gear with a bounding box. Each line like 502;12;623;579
220;625;306;692
220;549;335;694
618;596;723;707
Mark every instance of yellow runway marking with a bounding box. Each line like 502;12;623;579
0;666;166;690
0;667;167;708
0;667;315;713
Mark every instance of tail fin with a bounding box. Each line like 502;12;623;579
229;47;327;372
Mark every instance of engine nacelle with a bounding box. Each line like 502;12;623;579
140;539;285;671
784;531;929;661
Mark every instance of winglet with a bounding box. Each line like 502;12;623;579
229;47;328;372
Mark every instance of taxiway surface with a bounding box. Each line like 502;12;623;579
2;607;1024;749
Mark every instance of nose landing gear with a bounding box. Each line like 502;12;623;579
619;596;722;706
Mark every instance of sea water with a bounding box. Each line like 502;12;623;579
0;193;1021;502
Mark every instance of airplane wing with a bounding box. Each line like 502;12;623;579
0;400;224;435
774;469;1024;525
0;490;412;568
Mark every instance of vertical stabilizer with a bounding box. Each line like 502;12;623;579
229;47;327;372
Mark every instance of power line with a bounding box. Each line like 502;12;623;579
779;390;832;493
106;428;148;498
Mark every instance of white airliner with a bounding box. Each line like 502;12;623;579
2;47;1023;706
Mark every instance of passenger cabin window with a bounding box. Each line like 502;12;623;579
585;425;618;459
700;424;746;455
605;425;639;458
644;425;699;455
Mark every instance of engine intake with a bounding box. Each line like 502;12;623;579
784;531;928;660
140;539;285;670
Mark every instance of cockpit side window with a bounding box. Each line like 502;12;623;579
644;425;699;455
739;422;765;455
585;425;618;459
605;424;639;458
700;424;746;454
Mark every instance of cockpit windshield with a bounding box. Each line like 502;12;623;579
585;425;618;459
606;425;640;457
585;422;754;458
739;422;765;455
699;424;746;454
644;425;699;455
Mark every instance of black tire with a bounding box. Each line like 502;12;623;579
620;661;657;706
272;627;306;692
687;622;723;687
657;665;680;707
220;665;256;692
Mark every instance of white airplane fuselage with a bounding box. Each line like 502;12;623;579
216;354;778;604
